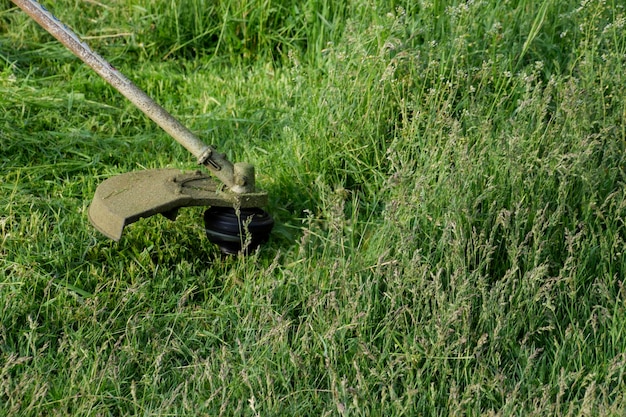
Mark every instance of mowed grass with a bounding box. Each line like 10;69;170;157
1;0;626;415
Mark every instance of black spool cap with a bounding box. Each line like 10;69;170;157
204;207;274;255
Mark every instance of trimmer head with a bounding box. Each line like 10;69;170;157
204;206;274;255
89;168;272;253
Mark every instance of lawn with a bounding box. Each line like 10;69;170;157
1;0;626;415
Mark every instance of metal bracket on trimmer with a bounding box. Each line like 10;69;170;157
12;0;274;253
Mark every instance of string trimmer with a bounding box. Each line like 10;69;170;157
11;0;274;254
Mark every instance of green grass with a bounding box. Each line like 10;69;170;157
1;0;626;415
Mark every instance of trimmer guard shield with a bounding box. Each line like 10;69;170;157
88;169;268;240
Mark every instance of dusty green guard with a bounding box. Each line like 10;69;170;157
88;169;268;241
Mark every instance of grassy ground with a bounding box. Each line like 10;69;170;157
1;0;626;415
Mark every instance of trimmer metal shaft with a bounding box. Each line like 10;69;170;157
11;0;241;190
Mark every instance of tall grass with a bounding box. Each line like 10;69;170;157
1;0;626;415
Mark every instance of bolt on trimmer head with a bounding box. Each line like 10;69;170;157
12;0;274;254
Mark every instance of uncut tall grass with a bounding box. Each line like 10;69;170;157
1;0;626;415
